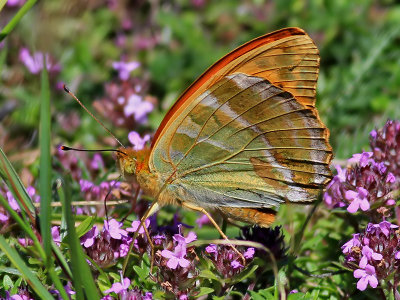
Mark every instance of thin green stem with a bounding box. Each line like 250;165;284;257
0;0;37;42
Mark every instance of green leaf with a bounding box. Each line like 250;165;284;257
75;216;96;238
196;287;214;298
229;264;258;284
133;263;150;282
249;289;275;300
198;269;221;281
3;275;13;290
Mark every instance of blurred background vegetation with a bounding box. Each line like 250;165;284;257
1;0;400;161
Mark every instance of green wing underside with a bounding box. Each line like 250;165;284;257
151;73;332;209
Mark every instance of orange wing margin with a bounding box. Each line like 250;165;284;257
152;27;318;149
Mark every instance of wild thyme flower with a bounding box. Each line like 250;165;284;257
153;227;198;298
52;226;61;246
112;60;140;81
128;131;151;150
85;219;130;267
80;226;99;248
204;243;255;278
19;48;60;74
160;231;197;269
93;80;156;129
126;218;150;254
324;152;395;218
104;277;130;295
79;179;121;203
195;214;210;228
370;120;400;186
342;221;400;291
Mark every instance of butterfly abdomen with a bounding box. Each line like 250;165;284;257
218;206;276;227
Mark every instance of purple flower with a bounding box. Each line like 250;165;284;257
386;172;396;183
152;234;166;246
128;131;151;150
243;247;255;259
231;259;243;269
367;221;398;237
52;226;61;246
19;48;60;74
345;187;369;213
104;219;128;240
90;154;104;170
81;226;99;248
179;294;188;300
370;129;377;139
0;213;9;222
195;214;210;228
161;246;190;269
359;245;382;268
354;264;378;291
126;218;150;234
26;186;40;203
123;94;154;123
7;191;20;211
205;244;217;254
342;234;361;253
343;221;400;290
119;240;130;257
335;165;347;182
348;151;373;167
160;231;197;269
112;60;140;81
104;277;130;294
6;0;26;7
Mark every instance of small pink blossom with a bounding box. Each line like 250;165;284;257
126;219;150;234
123;94;153;123
345;187;369;213
112;61;140;81
80;226;99;248
104;277;130;294
354;264;378;291
104;219;128;240
128;131;151;150
19;48;60;74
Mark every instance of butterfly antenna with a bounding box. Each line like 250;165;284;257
60;145;128;157
63;84;125;148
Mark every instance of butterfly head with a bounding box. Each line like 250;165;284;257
116;147;150;181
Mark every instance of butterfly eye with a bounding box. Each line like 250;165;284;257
116;149;137;179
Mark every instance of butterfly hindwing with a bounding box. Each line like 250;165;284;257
150;73;331;210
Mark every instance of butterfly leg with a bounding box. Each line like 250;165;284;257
181;202;246;264
122;201;160;275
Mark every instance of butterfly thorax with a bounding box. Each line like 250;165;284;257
117;147;161;198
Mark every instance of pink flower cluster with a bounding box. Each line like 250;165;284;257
342;221;400;291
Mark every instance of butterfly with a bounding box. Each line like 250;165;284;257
117;27;333;232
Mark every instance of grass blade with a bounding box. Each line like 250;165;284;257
0;147;36;225
0;0;37;42
39;59;52;263
0;236;53;300
62;178;100;299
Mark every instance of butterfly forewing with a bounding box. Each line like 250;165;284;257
150;73;331;209
152;28;320;150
